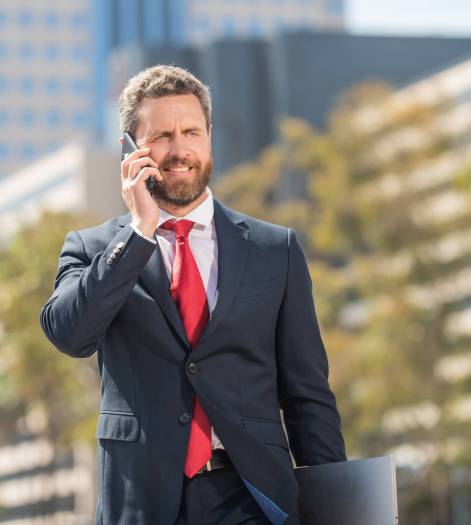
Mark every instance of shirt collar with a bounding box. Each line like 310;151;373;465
157;187;214;229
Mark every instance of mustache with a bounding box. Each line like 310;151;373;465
161;157;198;170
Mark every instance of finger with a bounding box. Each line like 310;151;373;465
122;147;150;166
125;168;163;191
127;156;160;180
132;167;163;186
128;159;160;183
121;147;152;179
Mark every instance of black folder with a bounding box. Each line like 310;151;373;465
294;455;398;525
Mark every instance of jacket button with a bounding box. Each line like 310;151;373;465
179;413;191;425
116;242;125;249
188;362;198;374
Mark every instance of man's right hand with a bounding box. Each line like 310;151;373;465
121;146;163;238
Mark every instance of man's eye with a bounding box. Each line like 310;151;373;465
186;130;198;137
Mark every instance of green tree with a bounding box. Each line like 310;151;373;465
0;211;100;450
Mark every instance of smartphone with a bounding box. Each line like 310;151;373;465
121;132;157;195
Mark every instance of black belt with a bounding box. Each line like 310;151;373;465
196;449;232;475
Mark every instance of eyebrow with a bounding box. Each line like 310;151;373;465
146;126;202;140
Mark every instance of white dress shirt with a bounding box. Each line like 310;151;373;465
131;187;224;449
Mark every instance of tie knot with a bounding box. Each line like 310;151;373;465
161;219;194;238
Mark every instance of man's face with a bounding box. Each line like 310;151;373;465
134;94;213;207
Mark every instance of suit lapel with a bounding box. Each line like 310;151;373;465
117;214;189;348
139;247;189;347
196;200;250;347
116;199;250;350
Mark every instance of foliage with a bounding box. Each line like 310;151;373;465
215;81;471;523
0;212;100;450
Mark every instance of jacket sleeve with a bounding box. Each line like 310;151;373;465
40;225;156;358
276;228;347;466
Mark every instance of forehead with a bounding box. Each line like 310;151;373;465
137;94;206;131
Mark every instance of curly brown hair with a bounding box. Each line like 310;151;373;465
118;64;212;136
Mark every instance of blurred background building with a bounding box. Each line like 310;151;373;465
1;0;469;179
0;0;93;179
0;0;346;179
102;0;346;47
0;426;95;525
351;52;471;462
0;145;123;243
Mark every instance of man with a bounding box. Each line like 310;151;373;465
40;65;346;525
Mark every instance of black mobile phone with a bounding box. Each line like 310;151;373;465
121;132;157;195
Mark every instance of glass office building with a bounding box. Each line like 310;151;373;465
0;0;93;178
103;0;345;48
0;0;345;177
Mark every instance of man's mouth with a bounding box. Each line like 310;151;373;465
163;166;193;174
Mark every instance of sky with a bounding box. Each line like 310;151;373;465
347;0;471;37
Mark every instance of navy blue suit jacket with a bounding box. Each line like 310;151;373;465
40;199;346;524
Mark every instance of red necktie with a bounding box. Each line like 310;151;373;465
160;219;212;478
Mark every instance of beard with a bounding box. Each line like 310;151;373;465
152;155;213;207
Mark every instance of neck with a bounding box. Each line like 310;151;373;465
158;188;209;218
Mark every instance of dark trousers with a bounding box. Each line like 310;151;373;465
175;465;270;525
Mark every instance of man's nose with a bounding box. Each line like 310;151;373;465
168;135;188;158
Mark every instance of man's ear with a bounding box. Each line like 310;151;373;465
119;136;124;145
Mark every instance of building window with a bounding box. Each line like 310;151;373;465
46;140;61;153
70;44;88;62
70;12;88;29
0;109;9;125
326;0;343;15
18;9;33;27
223;17;236;37
20;143;36;160
73;111;88;129
45;78;60;95
18;42;34;60
0;143;10;160
45;109;61;127
0;76;8;92
274;17;285;32
248;17;263;37
44;10;59;29
19;76;34;94
20;110;35;127
44;43;60;61
196;16;210;34
70;78;88;95
117;0;140;46
143;1;164;45
0;42;7;59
